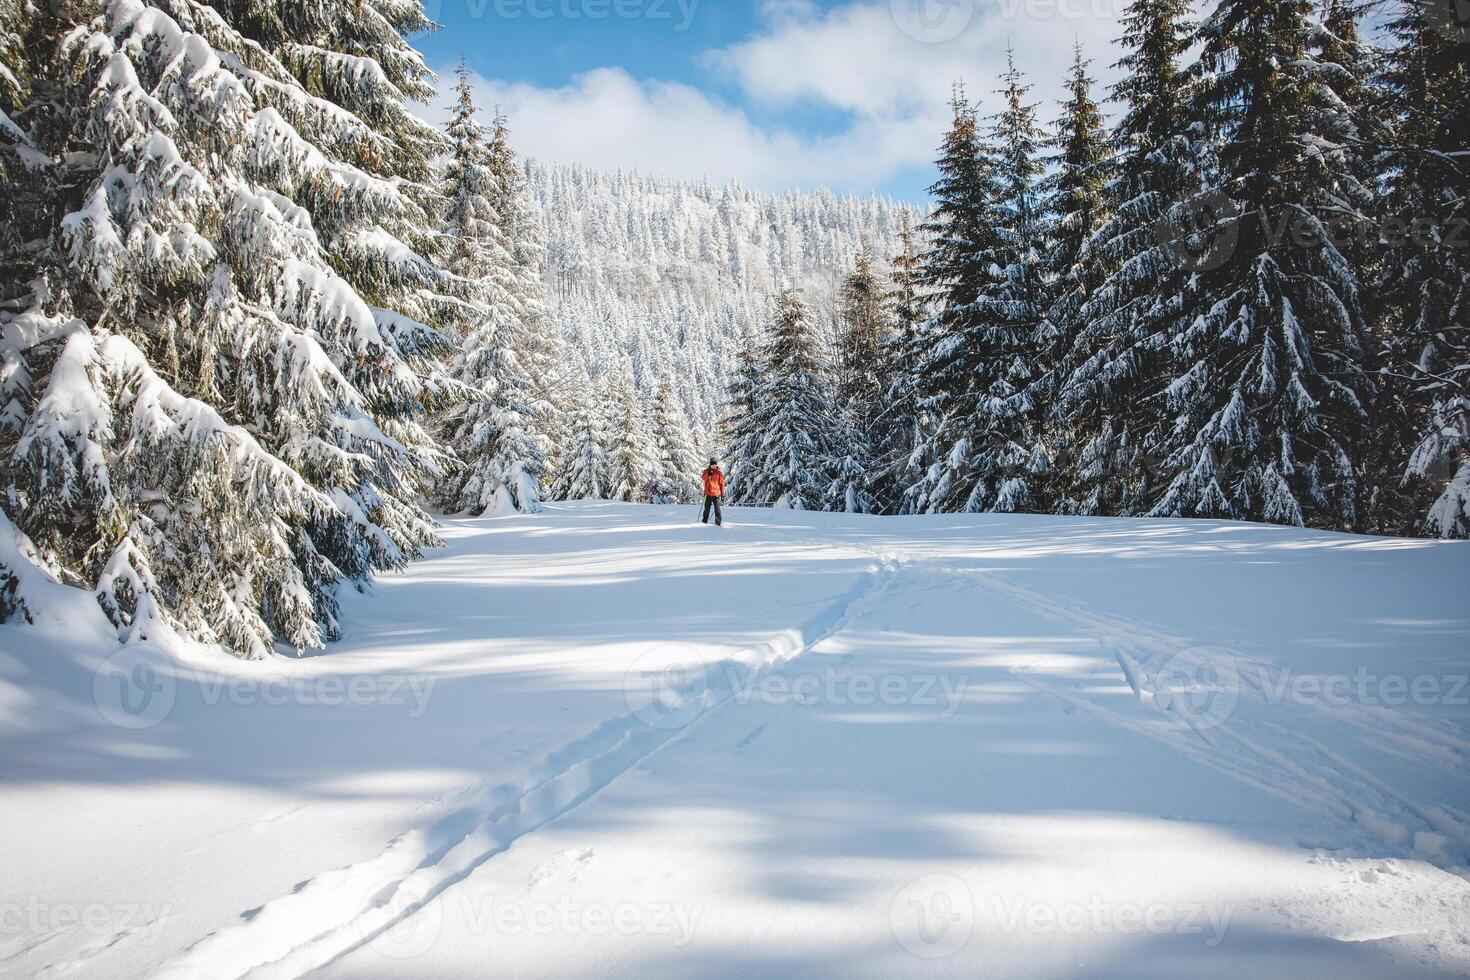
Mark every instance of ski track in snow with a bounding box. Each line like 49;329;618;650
28;513;1463;977
147;559;902;980
667;515;1468;876
941;563;1470;874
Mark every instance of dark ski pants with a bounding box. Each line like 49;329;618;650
702;495;723;525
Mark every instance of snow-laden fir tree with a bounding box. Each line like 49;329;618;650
1372;0;1470;537
1038;46;1111;511
901;89;1002;513
549;370;609;500
872;215;927;512
973;56;1053;513
1053;0;1199;518
0;0;38;300
604;370;657;502
907;59;1052;514
649;376;701;502
1146;0;1374;527
0;0;456;655
1313;0;1380;278
431;65;545;517
828;248;887;512
719;324;763;504
485;109;562;447
743;288;839;510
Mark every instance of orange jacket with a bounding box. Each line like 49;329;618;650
702;466;725;498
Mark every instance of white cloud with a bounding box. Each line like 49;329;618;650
705;0;1126;119
434;65;943;193
426;0;1130;196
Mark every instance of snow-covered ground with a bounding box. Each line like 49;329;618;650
3;502;1469;979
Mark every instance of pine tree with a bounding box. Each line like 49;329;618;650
719;325;763;504
1;0;453;654
649;376;700;502
907;59;1052;514
605;371;656;502
744;289;838;510
0;0;39;304
549;371;609;500
1373;2;1470;537
873;215;926;512
432;65;545;517
1039;46;1111;512
486;109;562;445
902;89;1002;513
1147;0;1374;527
829;248;887;512
1055;0;1198;518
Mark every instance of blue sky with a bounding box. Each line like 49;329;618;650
411;0;1131;201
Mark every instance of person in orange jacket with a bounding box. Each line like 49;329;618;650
700;458;725;526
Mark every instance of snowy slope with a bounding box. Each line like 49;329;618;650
2;504;1468;978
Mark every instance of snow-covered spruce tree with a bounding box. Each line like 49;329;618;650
718;324;763;504
872;214;927;512
1039;45;1111;512
549;370;609;500
649;376;700;502
0;0;43;623
604;371;656;502
486;109;562;441
744;288;839;510
1054;0;1198;518
0;0;40;303
901;90;1001;513
1313;0;1380;279
1372;2;1470;537
431;65;544;517
907;60;1052;514
1147;0;1374;527
828;248;887;512
0;0;453;654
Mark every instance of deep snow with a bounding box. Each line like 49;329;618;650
2;502;1468;978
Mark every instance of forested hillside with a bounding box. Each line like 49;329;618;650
524;162;920;437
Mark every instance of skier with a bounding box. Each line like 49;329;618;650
701;459;725;526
